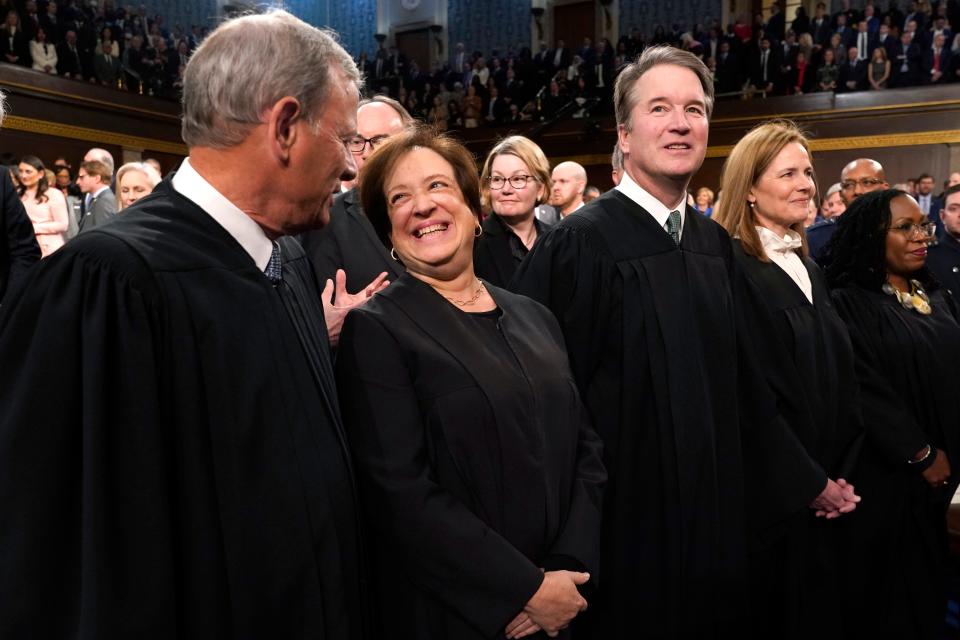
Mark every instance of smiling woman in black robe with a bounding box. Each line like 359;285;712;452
336;128;605;640
821;189;960;640
713;121;863;639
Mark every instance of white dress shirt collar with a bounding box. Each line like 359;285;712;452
91;185;110;199
172;157;273;271
757;225;813;303
615;170;686;239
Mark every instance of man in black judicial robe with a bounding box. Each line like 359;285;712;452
0;12;368;639
511;46;846;639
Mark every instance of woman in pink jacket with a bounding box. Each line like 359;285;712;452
19;156;69;258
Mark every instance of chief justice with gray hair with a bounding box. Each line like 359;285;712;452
0;11;367;638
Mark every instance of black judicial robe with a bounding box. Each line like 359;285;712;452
830;285;960;640
733;243;864;638
336;274;606;639
0;181;365;639
510;190;825;638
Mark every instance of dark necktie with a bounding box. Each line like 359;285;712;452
666;210;681;246
264;242;283;284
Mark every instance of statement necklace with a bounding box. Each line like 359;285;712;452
444;278;486;307
882;279;932;315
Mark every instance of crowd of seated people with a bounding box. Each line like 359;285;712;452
1;0;956;117
0;0;205;98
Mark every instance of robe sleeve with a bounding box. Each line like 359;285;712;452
544;397;606;579
1;170;40;303
831;287;929;465
732;259;828;530
0;236;174;637
509;224;618;399
336;307;544;637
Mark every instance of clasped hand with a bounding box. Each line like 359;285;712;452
505;570;589;639
809;478;860;519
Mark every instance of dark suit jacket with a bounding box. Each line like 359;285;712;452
891;42;921;86
94;52;120;85
0;28;31;66
300;188;403;295
838;58;867;91
0;170;40;305
921;47;949;83
78;187;117;233
751;48;782;90
56;41;82;76
927;232;960;296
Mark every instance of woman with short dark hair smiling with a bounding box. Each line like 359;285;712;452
336;126;605;640
821;189;959;639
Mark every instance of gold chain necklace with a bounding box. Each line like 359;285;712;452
444;278;486;306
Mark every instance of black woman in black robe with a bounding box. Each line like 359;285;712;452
337;128;605;640
713;121;864;639
821;189;960;640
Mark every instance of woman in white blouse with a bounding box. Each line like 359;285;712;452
713;121;863;639
29;27;57;73
18;156;69;257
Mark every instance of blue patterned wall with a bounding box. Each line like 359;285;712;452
448;0;531;59
327;0;379;58
619;0;723;39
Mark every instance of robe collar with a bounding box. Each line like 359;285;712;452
615;170;687;239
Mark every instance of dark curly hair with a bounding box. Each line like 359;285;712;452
821;189;938;292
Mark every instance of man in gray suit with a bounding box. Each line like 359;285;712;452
77;159;117;232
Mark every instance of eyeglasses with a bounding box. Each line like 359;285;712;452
888;221;936;239
841;177;885;191
347;134;390;154
488;175;536;190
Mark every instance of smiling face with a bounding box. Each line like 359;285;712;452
118;169;153;209
618;63;708;200
385;147;477;280
748;142;816;234
489;153;541;221
886;194;931;279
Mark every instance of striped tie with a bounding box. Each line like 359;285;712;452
666;210;681;246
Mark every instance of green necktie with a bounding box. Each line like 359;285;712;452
666;210;681;246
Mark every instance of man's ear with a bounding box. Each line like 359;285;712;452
266;96;302;165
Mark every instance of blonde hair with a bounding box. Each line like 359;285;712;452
695;186;714;205
479;135;552;210
713;120;813;261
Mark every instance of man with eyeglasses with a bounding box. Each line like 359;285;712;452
925;184;960;295
809;157;888;261
300;95;410;345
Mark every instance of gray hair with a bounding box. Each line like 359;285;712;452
0;89;6;127
358;95;415;126
181;10;361;149
614;45;715;131
116;161;162;190
611;140;624;173
825;182;843;199
85;147;115;175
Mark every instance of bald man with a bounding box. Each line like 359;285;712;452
809;157;888;261
550;161;587;218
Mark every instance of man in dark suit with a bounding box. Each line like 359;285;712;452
922;33;949;84
891;31;921;86
0;11;368;637
93;46;121;86
838;45;867;91
301;95;407;317
916;173;945;234
56;29;82;77
715;40;742;93
926;185;960;294
39;0;60;43
76;160;116;233
767;2;786;42
548;39;571;76
811;2;832;46
750;36;781;95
